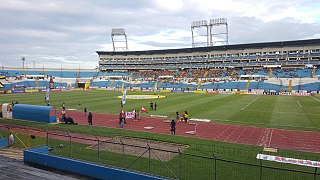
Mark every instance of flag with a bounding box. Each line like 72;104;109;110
122;89;126;105
125;111;135;119
45;88;50;101
140;106;148;113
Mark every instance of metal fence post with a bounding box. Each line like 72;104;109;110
179;149;182;180
213;154;216;180
260;160;263;180
46;132;48;146
96;137;100;164
120;139;125;169
314;167;318;180
148;144;151;173
67;133;72;158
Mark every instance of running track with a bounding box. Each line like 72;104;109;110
15;110;320;153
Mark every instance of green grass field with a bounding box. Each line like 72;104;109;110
1;91;320;179
1;91;320;131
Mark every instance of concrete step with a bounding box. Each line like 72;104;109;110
0;147;23;160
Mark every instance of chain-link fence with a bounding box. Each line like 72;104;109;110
0;124;319;180
0;124;47;149
46;132;320;180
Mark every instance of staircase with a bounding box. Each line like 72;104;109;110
245;80;251;90
197;70;209;89
0;147;23;160
288;79;292;92
109;80;115;88
131;79;139;88
157;80;165;88
177;71;186;78
103;71;108;78
312;68;316;78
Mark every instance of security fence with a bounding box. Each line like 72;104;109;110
0;124;319;180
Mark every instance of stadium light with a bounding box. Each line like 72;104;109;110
111;28;128;51
191;18;228;47
191;19;209;47
209;17;228;46
21;57;25;77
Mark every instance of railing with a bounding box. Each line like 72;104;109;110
1;124;320;180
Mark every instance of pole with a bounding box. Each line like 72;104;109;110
46;132;48;146
27;128;30;148
179;149;182;179
213;154;216;180
260;160;263;180
68;133;72;158
148;144;151;173
97;138;100;164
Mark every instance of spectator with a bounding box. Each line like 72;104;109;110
183;111;189;123
154;102;157;111
150;101;153;111
175;111;180;121
119;112;124;128
9;132;14;146
84;107;87;117
88;112;92;125
170;120;176;135
66;115;76;124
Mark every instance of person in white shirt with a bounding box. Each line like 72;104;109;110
9;133;14;146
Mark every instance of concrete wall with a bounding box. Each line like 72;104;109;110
24;146;165;180
0;138;8;148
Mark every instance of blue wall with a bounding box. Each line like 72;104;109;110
0;138;8;148
13;104;56;123
24;146;165;180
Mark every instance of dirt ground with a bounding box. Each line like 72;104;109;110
89;136;188;161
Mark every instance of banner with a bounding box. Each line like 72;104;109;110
46;88;50;101
125;111;135;119
256;154;320;168
122;89;126;105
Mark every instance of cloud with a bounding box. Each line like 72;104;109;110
0;0;320;69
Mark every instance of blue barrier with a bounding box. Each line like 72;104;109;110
0;138;8;148
13;104;56;123
24;146;165;180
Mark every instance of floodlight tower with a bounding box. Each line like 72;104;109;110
191;20;209;47
111;28;128;51
209;18;228;46
21;57;25;77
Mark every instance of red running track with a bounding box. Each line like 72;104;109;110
58;110;320;153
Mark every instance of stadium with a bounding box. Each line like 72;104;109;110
1;26;320;179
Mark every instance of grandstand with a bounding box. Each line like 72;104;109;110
95;38;320;93
1;39;320;93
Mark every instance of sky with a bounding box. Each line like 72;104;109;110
1;0;320;69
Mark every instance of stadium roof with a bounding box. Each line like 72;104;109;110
96;38;320;56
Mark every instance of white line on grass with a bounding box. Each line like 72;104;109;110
312;96;320;103
211;118;320;130
240;97;260;110
245;110;320;115
297;100;302;107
